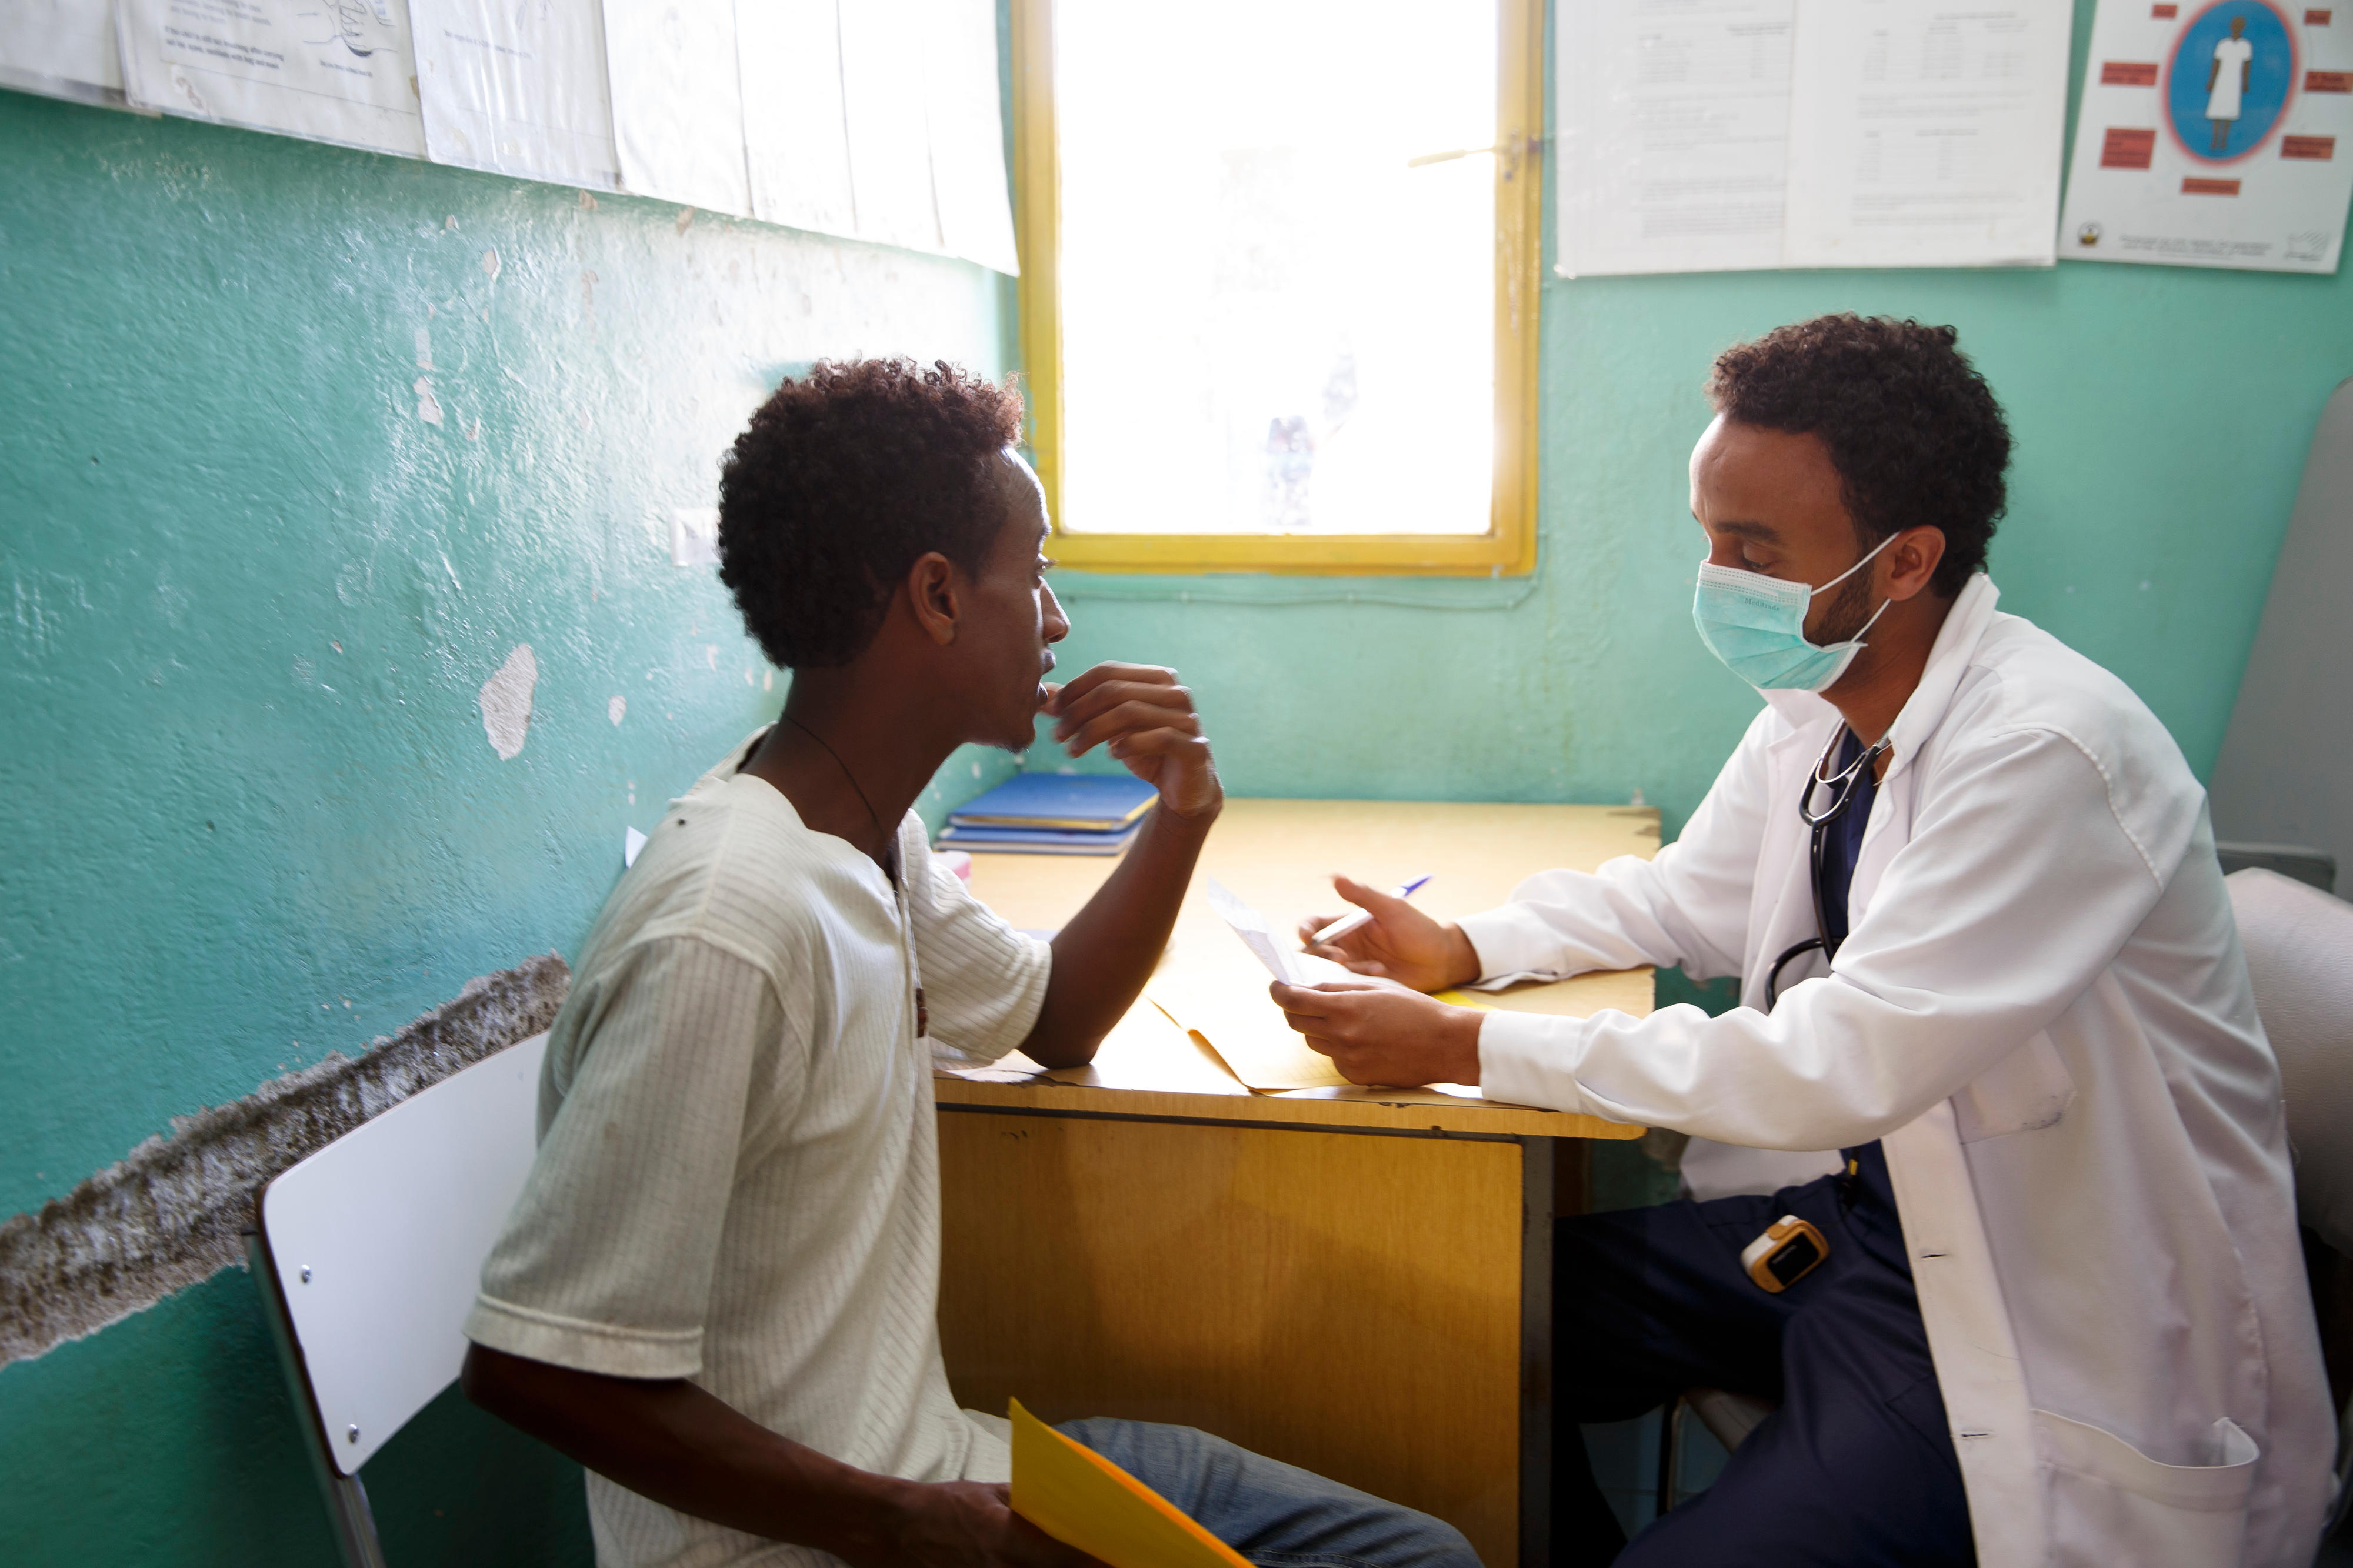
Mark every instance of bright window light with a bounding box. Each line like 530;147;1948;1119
1054;0;1498;537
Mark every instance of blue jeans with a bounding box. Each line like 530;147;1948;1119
1058;1419;1482;1568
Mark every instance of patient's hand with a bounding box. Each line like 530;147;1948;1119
885;1480;1104;1568
1269;976;1484;1088
1042;662;1222;820
1297;875;1481;993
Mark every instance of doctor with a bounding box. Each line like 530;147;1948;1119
1273;316;2331;1566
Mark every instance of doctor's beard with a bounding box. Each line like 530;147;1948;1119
1809;543;1886;647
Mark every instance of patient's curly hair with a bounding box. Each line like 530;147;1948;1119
1707;316;2009;596
718;358;1026;668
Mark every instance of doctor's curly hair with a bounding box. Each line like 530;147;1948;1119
718;358;1026;668
1707;315;2009;596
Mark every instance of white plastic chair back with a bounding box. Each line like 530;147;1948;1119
249;1032;548;1566
2227;870;2353;1255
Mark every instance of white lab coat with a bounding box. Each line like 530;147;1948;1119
1464;576;2332;1566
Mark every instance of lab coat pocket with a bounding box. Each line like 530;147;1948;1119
1951;1030;2075;1142
2034;1409;2256;1568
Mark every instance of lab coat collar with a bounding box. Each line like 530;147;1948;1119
1757;573;2001;786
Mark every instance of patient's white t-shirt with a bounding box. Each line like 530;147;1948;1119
465;732;1050;1568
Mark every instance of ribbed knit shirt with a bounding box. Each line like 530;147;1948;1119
464;731;1051;1568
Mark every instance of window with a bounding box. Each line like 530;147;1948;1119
1011;0;1543;574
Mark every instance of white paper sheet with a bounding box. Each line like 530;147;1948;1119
1201;878;1355;988
409;0;619;188
837;0;939;252
602;0;747;212
2057;0;2353;275
1557;0;2069;274
1782;0;2069;268
1;0;125;104
1555;0;1796;277
115;0;426;156
918;0;1018;273
737;0;856;238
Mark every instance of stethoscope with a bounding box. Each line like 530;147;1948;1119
1763;725;1891;1008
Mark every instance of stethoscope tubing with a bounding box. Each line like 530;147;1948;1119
1764;726;1891;1009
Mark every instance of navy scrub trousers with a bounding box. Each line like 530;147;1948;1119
1549;729;1975;1566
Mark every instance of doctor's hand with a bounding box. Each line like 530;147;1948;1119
1270;976;1485;1087
1296;875;1481;992
1042;663;1222;820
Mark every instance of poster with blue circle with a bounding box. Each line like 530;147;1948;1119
2166;1;2296;162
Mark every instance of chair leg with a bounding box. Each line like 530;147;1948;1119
1654;1397;1685;1520
323;1472;389;1568
244;1230;390;1568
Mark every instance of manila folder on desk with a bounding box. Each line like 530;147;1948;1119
1009;1399;1250;1568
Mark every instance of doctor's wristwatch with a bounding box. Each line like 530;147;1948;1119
1741;1215;1831;1293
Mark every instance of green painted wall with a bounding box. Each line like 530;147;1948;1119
0;88;1018;1564
1047;0;2353;844
5;0;2351;1558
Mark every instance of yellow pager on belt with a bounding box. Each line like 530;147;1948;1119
1741;1215;1831;1293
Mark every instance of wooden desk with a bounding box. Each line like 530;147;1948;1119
936;800;1657;1568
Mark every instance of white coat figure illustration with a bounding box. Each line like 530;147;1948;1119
2207;15;2255;152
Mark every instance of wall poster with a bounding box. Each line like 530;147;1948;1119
2059;0;2353;272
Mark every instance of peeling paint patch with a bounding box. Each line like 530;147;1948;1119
414;326;432;369
608;694;625;726
0;958;568;1367
481;247;500;281
414;377;443;425
478;643;538;760
705;644;718;670
763;668;773;692
578;189;597;210
675;206;696;234
669;507;718;566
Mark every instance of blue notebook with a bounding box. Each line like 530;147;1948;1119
947;772;1159;832
936;822;1142;856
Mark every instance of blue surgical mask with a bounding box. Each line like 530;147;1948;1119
1692;532;1897;693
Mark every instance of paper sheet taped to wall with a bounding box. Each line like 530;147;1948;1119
602;0;749;213
1010;1399;1252;1568
2055;0;2353;274
1555;0;2071;275
409;0;620;189
115;0;426;157
0;0;124;105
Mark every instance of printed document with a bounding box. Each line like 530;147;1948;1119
410;0;619;188
1557;0;2070;274
2;0;124;104
1782;0;2069;267
919;0;1019;273
738;0;858;239
601;0;748;212
115;0;426;157
1557;0;1797;275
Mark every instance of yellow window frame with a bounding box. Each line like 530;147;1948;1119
1010;0;1544;576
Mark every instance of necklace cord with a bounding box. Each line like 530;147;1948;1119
781;715;890;849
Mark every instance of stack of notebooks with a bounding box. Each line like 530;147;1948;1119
936;773;1158;855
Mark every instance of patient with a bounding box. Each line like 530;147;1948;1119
460;358;1477;1568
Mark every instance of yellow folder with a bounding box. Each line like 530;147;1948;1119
1008;1400;1252;1568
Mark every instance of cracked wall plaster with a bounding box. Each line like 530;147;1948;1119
0;955;569;1367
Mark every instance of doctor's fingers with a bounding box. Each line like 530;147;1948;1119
1302;943;1389;976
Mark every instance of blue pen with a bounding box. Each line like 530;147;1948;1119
1309;875;1432;946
